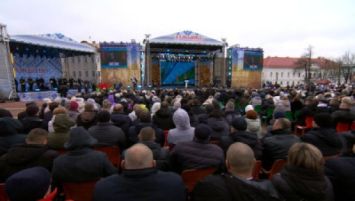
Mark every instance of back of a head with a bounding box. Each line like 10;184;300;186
138;126;156;142
97;110;111;123
314;113;334;128
225;100;235;112
273;118;291;130
226;142;255;175
138;110;151;123
123;143;154;170
5;167;51;201
113;103;123;113
231;117;247;131
288;142;324;172
53;107;67;115
26;105;39;116
84;103;94;112
49;102;59;112
26;128;48;144
194;124;212;142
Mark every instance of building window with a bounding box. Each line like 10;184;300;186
270;72;273;77
293;72;296;77
73;71;76;78
281;72;283;77
85;71;89;77
78;71;82;78
92;71;96;77
298;72;301;77
288;72;290;77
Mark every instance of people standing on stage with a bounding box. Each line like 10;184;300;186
14;79;18;92
131;76;137;90
69;78;74;89
20;77;26;92
78;78;82;92
50;77;57;90
27;77;34;91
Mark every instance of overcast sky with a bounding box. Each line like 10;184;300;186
1;0;354;58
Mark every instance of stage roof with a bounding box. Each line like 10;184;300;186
10;33;96;53
149;31;224;47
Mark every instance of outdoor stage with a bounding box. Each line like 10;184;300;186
145;31;227;88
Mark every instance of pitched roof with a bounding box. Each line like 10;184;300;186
263;57;299;68
10;33;96;53
149;30;224;46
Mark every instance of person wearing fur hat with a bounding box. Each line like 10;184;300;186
52;127;116;184
170;124;224;173
301;113;343;157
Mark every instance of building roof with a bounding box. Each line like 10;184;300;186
10;33;96;53
264;56;338;69
263;57;299;69
149;30;224;47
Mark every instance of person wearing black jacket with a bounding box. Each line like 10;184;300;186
0;117;25;155
220;117;262;159
301;113;343;157
0;128;58;182
93;144;185;201
192;142;279;201
110;103;132;136
262;118;300;169
153;101;175;130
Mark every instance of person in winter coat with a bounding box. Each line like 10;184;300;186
262;118;300;169
170;124;224;173
138;127;170;171
128;110;164;146
245;110;262;139
206;109;230;140
220;117;262;159
89;110;126;148
192;142;279;201
0;128;58;182
167;108;195;146
224;100;241;126
20;104;43;134
110;103;132;136
48;114;75;149
0;117;25;156
52;127;116;184
93;144;186;201
153;101;175;130
301;113;343;157
325;135;355;201
76;103;97;129
272;143;334;201
331;96;355;126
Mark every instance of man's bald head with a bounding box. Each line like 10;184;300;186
122;144;155;170
226;142;255;177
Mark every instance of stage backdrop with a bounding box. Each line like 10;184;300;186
160;61;195;86
100;43;141;87
229;48;263;89
14;53;62;80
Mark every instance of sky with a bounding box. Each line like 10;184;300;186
1;0;354;58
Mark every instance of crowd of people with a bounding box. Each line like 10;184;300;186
0;84;354;201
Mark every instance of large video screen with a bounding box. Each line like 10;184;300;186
100;47;127;68
160;61;195;86
243;51;263;71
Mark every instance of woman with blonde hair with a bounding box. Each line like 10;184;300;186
271;142;333;201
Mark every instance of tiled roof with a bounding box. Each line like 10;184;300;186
263;57;299;68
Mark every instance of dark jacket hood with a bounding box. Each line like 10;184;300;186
64;127;97;149
0;117;23;136
231;131;258;147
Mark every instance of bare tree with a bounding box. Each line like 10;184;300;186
339;51;355;84
295;45;313;85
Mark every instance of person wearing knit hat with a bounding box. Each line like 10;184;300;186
5;167;52;201
301;113;343;157
245;110;262;139
170;124;224;173
245;105;254;113
220;117;262;159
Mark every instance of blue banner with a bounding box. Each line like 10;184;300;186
160;61;195;86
